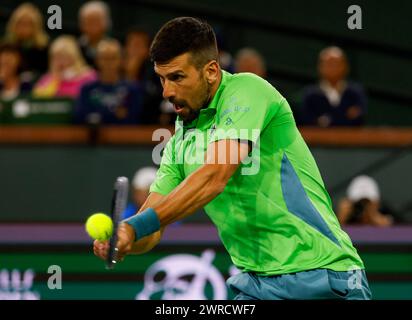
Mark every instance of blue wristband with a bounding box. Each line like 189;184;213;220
123;208;161;241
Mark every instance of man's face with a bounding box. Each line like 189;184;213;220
80;11;107;41
0;52;20;80
236;55;266;78
318;52;347;84
154;53;212;123
96;44;121;75
126;33;149;62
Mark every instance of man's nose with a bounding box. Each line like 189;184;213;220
162;80;175;100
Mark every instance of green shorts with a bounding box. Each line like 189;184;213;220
227;268;372;300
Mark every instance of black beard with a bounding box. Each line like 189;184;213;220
181;82;212;125
181;108;200;125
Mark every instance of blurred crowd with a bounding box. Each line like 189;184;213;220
0;1;368;127
0;2;169;125
1;2;399;227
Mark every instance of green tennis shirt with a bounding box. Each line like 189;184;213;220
150;70;364;275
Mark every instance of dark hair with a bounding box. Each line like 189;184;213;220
150;17;218;68
125;26;151;45
0;43;22;72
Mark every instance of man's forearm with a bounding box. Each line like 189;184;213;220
153;164;229;226
126;140;248;244
124;166;221;254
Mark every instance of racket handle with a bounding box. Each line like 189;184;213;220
106;176;129;269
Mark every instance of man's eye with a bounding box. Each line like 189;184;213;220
170;74;183;81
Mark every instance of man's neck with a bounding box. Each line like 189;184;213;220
99;73;120;84
209;69;223;101
322;79;346;91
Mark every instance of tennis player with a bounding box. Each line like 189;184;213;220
94;17;372;300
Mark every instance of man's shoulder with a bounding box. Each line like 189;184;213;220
223;72;282;102
226;72;272;90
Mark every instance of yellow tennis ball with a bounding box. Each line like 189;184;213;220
85;213;113;241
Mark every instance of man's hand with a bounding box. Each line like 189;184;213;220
93;222;135;262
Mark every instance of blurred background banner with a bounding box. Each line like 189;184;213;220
0;0;411;300
1;224;412;300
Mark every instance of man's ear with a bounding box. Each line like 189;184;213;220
204;60;219;84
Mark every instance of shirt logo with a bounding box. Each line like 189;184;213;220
225;117;233;126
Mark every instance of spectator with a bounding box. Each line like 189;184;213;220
33;35;97;99
3;3;49;79
123;28;165;124
233;47;283;94
300;46;367;127
78;1;111;68
123;28;151;83
0;44;32;100
122;167;158;220
215;29;234;73
234;47;267;79
74;39;143;124
337;175;394;227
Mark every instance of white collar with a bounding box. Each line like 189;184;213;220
319;80;347;107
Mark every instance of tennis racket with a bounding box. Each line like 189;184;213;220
106;176;129;269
